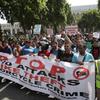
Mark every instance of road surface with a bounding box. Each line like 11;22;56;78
0;81;58;100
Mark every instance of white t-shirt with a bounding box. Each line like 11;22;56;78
78;54;84;62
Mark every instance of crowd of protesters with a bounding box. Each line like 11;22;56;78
0;30;100;61
0;30;100;99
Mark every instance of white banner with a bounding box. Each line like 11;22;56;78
0;53;95;100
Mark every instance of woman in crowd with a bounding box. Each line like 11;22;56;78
13;42;22;57
49;40;63;60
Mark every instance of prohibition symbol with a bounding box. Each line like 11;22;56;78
73;67;89;80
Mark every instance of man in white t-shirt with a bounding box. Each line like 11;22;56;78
76;42;94;65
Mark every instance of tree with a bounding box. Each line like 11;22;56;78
0;0;73;34
65;3;74;25
98;0;100;10
78;10;100;33
0;0;47;33
46;0;72;33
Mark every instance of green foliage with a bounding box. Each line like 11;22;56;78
47;0;66;25
65;3;74;25
46;0;73;32
98;0;100;10
0;0;47;31
78;10;100;33
0;0;73;33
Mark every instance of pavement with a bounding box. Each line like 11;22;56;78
0;80;58;100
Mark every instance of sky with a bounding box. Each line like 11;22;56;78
67;0;98;6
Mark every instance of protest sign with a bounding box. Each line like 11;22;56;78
47;28;53;35
65;25;79;36
33;24;41;34
0;53;95;100
93;32;100;39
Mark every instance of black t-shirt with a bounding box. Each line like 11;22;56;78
59;51;74;62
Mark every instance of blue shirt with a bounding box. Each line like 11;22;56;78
21;45;35;55
74;52;94;63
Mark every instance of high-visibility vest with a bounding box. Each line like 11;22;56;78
96;60;100;88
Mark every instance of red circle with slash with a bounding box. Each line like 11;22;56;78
73;67;89;80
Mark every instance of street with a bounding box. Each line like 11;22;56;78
0;81;58;100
